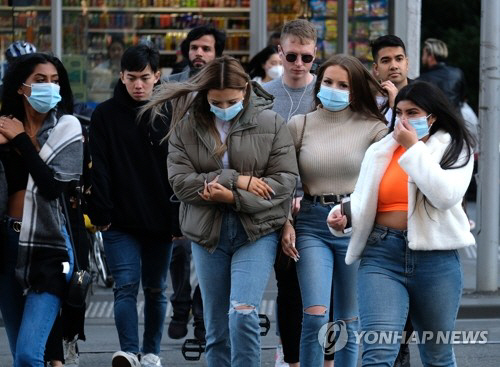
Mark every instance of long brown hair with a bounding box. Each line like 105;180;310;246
141;56;251;152
313;54;387;122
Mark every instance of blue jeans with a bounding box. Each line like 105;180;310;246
191;210;278;367
102;229;173;355
358;225;462;367
295;199;359;367
0;218;73;367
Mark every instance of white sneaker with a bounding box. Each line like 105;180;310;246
275;344;289;367
63;338;79;367
141;353;162;367
112;351;141;367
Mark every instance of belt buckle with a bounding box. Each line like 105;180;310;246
320;194;337;205
12;221;22;233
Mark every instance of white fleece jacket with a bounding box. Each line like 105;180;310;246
329;130;475;265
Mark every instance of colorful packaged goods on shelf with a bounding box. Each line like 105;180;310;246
64;0;249;7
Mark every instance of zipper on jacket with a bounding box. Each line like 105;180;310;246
194;125;223;169
225;122;258;170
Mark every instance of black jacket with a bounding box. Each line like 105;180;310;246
417;62;465;109
88;82;180;238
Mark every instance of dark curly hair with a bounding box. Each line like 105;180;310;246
1;53;73;121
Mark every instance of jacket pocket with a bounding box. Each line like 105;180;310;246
180;204;216;244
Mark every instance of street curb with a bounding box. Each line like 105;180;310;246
458;291;500;319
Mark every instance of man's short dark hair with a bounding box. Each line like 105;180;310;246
181;26;226;60
121;43;160;73
370;35;406;62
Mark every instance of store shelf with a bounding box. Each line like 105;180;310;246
63;6;249;13
87;28;249;34
0;6;50;11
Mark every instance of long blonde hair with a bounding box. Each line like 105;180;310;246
141;56;251;152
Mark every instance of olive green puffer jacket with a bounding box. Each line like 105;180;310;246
167;83;298;250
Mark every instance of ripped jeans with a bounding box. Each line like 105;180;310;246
102;230;173;355
295;199;359;367
192;210;278;367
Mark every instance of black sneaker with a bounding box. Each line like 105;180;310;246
168;317;189;339
193;320;206;342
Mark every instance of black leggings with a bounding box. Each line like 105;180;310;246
275;252;335;363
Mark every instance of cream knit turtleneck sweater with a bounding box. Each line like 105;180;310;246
288;106;388;196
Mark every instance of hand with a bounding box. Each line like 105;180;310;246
172;236;185;241
380;80;398;108
281;221;300;262
393;118;418;149
292;196;302;216
327;210;347;232
95;223;111;232
198;176;220;201
208;182;235;203
199;177;235;204
0;115;26;141
237;175;274;200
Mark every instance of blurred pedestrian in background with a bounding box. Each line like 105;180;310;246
246;45;283;84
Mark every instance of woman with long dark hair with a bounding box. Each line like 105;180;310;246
143;55;298;367
328;81;475;366
0;53;83;366
246;45;283;84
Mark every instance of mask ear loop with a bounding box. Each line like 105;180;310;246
22;83;31;99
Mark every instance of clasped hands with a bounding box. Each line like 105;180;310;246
198;174;275;204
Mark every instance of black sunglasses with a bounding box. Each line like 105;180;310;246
284;52;314;64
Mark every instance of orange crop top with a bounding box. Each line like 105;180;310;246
377;146;408;212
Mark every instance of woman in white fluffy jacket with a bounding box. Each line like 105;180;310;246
327;81;476;367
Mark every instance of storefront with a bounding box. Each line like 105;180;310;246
0;0;410;105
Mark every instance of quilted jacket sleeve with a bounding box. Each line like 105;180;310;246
167;122;227;206
232;113;298;213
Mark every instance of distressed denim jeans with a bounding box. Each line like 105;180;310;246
191;210;278;367
294;199;359;367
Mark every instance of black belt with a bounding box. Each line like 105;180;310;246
5;218;22;232
303;193;349;205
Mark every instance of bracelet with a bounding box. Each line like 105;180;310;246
246;176;253;191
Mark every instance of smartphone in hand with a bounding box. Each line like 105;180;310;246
341;197;352;234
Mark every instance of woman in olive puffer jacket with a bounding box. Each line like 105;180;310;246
143;56;298;367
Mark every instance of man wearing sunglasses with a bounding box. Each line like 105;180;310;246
262;19;317;367
263;19;317;123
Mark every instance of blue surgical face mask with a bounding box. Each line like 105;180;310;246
317;85;350;111
210;101;244;122
23;83;61;113
395;114;431;139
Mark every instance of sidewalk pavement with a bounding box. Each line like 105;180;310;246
456;199;500;319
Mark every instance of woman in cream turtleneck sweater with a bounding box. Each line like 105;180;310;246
281;54;388;367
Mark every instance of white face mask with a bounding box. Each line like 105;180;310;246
376;95;388;107
267;65;284;80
